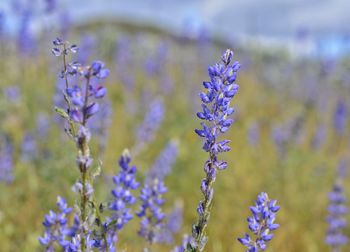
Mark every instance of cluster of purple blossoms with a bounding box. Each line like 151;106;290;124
52;38;109;124
137;179;167;244
144;140;182;244
325;161;348;251
40;38;111;252
39;197;80;251
106;150;139;238
238;192;280;252
326;183;348;250
191;49;240;250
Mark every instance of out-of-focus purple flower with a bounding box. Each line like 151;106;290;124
192;49;240;250
0;135;14;183
17;9;36;56
326;178;348;250
146;140;178;183
59;10;71;39
44;0;56;13
333;99;347;136
271;126;289;158
238;192;280;252
144;41;168;77
247;122;260;146
157;202;183;244
271;116;304;158
3;86;21;103
134;99;165;153
36;113;51;139
337;159;347;178
76;34;96;64
311;124;327;150
115;36;135;92
21;133;38;163
137;179;167;244
0;11;5;38
142;140;182;244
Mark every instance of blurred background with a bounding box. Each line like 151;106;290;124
1;0;350;251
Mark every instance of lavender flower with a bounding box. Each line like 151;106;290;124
52;38;109;125
0;11;4;38
191;49;240;251
108;150;139;233
144;41;168;77
137;179;167;244
91;151;139;251
325;161;348;251
134;99;165;154
39;196;75;251
333;100;347;136
157;201;183;244
17;8;36;56
21;133;38;163
0;135;14;183
238;192;280;252
146;140;178;183
271;126;289;158
49;38;110;251
3;86;21;103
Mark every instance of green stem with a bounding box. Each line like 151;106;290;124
192;154;216;252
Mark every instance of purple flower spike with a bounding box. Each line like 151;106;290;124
238;192;280;252
325;161;348;251
39;197;81;251
191;49;240;251
137;179;167;244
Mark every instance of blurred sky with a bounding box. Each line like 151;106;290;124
2;0;350;57
60;0;350;39
1;0;350;39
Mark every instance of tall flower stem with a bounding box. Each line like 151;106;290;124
78;71;92;251
48;38;110;251
193;158;215;250
188;50;240;251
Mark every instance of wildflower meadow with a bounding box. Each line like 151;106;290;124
0;1;350;252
